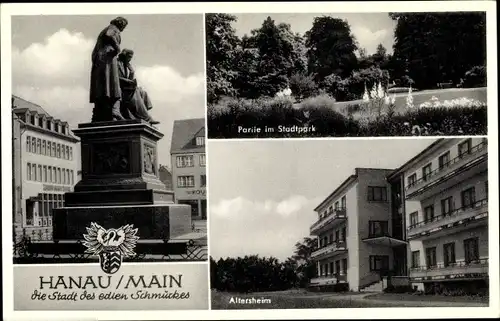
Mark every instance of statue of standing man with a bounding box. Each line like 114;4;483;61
89;17;128;122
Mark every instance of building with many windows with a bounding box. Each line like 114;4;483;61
12;95;80;242
309;168;407;292
170;118;206;220
310;138;488;294
389;137;488;294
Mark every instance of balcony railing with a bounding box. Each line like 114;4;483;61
410;258;488;279
405;141;487;192
311;241;347;259
310;208;346;233
408;198;488;236
310;273;347;285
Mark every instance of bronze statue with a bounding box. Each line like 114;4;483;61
117;49;159;125
90;17;128;122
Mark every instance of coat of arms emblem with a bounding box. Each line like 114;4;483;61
82;223;139;274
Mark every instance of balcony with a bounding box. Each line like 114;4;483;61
410;258;489;282
310;273;348;286
405;141;487;200
311;241;347;260
407;198;488;240
310;208;347;235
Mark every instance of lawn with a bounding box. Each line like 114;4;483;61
211;289;490;309
365;293;489;304
211;289;377;309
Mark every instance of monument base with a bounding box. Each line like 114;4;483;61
53;203;191;241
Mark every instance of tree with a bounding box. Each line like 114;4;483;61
305;17;358;83
390;12;486;88
205;13;240;103
291;237;318;287
247;17;299;97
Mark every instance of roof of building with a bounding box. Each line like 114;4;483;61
314;167;395;212
12;95;78;141
170;118;205;154
387;139;444;180
314;174;357;212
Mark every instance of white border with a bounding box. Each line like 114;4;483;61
2;1;498;320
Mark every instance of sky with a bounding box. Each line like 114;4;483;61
11;14;205;167
233;13;397;55
208;138;438;262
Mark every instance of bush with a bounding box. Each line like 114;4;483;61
208;95;487;138
460;65;486;88
289;72;319;101
361;106;487;136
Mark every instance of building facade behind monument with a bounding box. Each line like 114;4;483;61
170;118;207;220
12;95;80;242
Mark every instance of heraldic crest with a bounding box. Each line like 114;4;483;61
82;222;139;274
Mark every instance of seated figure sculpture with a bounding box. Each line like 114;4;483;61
117;49;159;125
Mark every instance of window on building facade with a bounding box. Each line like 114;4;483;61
335;260;341;275
176;155;194;168
328;205;333;214
66;146;70;160
38;165;42;181
33;164;37;181
485;181;488;196
425;247;437;268
195;136;205;146
443;242;456;267
458;139;472;158
177;175;195;188
200;175;207;187
439;151;450;169
342;258;347;274
341;195;346;209
63;169;67;185
409;212;418;227
369;256;389;271
37;139;41;154
464;237;479;264
57;144;61;158
70;170;74;185
199;154;206;167
328;234;333;244
407;173;417;187
424;205;434;222
26;136;31;152
27;163;32;180
69;147;73;160
461;187;476;208
335;230;340;242
367;186;387;202
411;251;420;268
30;115;35;125
52;143;56;157
52;167;56;183
422;163;432;181
31;137;36;153
43;166;47;183
42;140;47;155
57;168;61;184
369;221;388;237
25;199;34;226
441;197;453;216
334;201;339;210
341;227;346;242
329;262;334;275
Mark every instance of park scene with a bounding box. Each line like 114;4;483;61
206;12;487;138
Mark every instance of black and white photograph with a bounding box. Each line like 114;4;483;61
7;13;209;311
209;138;489;309
206;12;487;138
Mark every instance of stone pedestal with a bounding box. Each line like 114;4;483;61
53;119;191;241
